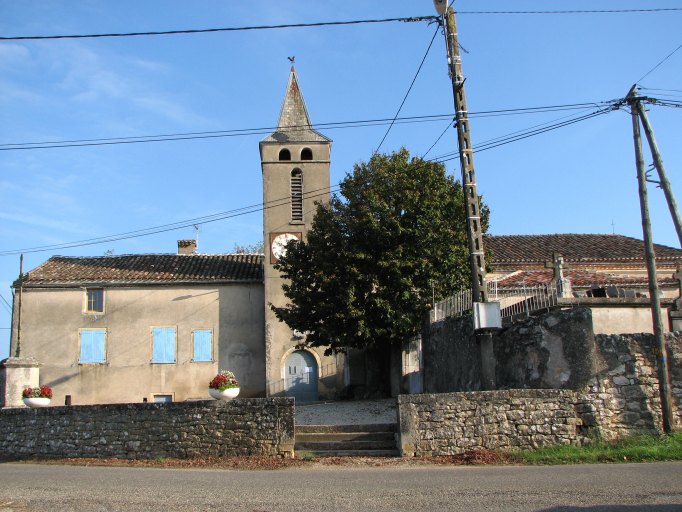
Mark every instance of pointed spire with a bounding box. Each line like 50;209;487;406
262;66;330;143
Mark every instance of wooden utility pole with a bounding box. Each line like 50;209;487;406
439;4;495;389
636;98;682;248
627;85;674;433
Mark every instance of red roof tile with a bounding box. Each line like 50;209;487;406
19;254;264;287
494;269;674;289
486;234;682;266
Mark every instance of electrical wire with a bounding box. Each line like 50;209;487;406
0;100;627;256
0;293;12;314
375;24;440;153
0;16;437;41
3;8;678;42
430;105;618;162
2;102;615;152
0;186;338;256
636;40;682;83
422;118;454;158
457;8;682;15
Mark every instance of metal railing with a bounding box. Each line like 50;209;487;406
430;280;656;323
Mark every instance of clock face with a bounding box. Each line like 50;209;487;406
270;232;301;263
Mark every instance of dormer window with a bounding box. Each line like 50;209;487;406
301;148;313;160
279;148;291;161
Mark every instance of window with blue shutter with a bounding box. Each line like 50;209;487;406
79;329;106;363
152;327;176;363
193;329;213;362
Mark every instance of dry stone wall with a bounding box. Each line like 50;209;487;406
580;331;682;439
0;398;295;460
398;389;584;457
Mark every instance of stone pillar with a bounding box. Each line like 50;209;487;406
0;357;40;408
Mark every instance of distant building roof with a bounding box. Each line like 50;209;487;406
261;66;331;144
486;234;682;268
494;269;674;289
18;254;264;287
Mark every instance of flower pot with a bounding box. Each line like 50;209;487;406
23;397;51;408
209;387;240;400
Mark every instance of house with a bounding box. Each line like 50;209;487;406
3;66;345;407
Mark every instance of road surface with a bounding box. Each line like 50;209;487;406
0;461;681;511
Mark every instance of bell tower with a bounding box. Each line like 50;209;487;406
259;67;334;399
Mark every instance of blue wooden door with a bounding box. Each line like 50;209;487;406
284;350;318;403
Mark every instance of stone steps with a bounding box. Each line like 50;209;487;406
295;423;399;457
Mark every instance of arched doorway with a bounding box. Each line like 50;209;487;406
284;350;318;402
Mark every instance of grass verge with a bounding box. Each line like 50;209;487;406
511;432;682;465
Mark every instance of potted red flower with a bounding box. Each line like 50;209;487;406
208;370;240;400
22;385;53;408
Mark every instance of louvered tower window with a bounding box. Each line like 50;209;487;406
291;169;303;222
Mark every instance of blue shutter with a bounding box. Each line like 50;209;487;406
80;330;105;363
193;330;212;362
152;327;176;363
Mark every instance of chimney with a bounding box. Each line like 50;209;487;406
177;239;197;255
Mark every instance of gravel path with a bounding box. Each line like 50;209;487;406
294;398;397;425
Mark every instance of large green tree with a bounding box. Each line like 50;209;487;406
272;148;488;354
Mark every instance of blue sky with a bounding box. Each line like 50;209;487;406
1;0;681;359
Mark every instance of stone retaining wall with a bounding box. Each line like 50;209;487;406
0;398;294;460
398;389;583;457
580;331;682;439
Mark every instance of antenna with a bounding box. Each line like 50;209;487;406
193;224;200;253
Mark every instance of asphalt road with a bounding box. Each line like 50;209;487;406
0;461;681;511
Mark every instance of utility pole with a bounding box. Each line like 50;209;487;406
635;96;682;248
627;85;674;434
436;1;496;388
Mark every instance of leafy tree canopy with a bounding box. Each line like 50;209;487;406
272;148;488;354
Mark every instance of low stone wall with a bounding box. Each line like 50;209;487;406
580;331;682;439
398;389;583;457
0;398;295;460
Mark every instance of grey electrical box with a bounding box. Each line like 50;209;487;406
473;302;502;330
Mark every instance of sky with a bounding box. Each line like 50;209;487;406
1;0;681;359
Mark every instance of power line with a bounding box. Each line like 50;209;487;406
0;294;12;314
637;40;682;83
422;119;454;158
0;16;437;41
3;8;678;42
0;186;339;256
375;24;440;153
2;102;614;152
0;100;626;256
457;8;682;15
0;114;454;151
430;104;619;162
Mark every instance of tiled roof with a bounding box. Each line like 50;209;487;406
261;67;331;144
486;234;682;266
494;269;675;289
19;254;264;287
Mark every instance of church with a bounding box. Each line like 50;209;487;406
4;67;345;406
5;68;682;408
